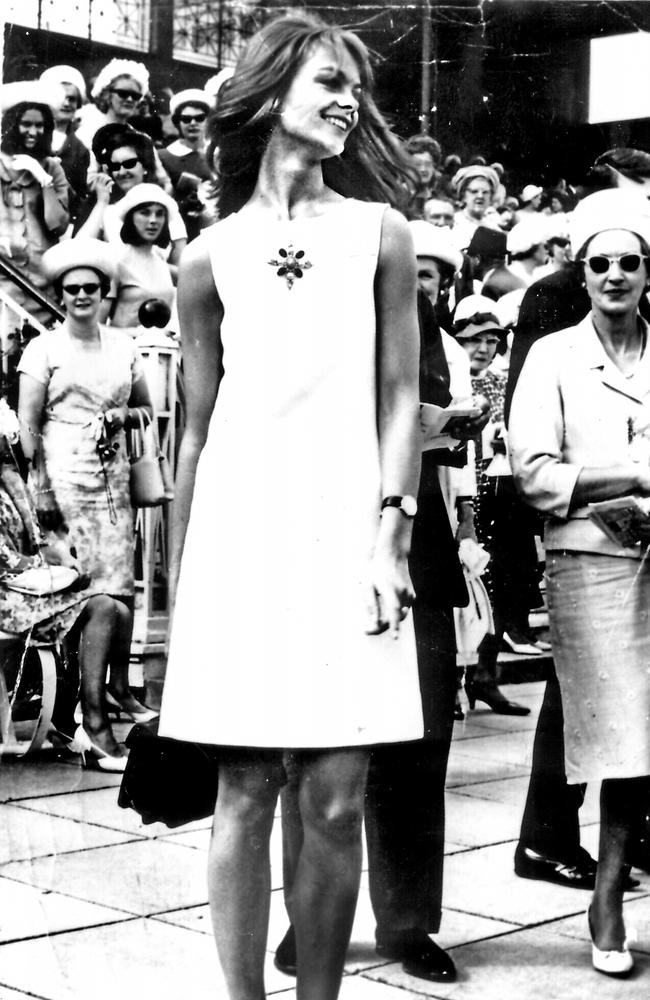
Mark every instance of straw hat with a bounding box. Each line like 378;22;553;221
113;182;178;222
90;59;149;100
41;238;118;283
569;188;650;257
169;89;211;117
39;65;87;103
408;221;463;272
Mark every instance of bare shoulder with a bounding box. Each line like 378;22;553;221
378;208;415;265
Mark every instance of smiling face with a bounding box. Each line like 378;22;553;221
108;144;145;193
462;179;492;219
18;108;45;151
132;202;167;243
582;229;648;321
60;267;103;320
107;75;142;123
276;43;361;158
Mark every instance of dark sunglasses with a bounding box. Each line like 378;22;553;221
179;112;207;124
582;253;648;275
111;87;141;102
108;156;140;173
62;282;101;296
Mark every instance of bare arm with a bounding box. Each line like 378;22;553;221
76;173;113;240
168;237;223;609
370;208;422;636
17;373;46;463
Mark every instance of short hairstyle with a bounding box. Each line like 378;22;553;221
1;101;54;158
171;102;209;129
209;13;417;217
120;203;171;247
53;268;111;299
405;134;441;163
590;148;650;189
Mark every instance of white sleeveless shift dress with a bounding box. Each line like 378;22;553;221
159;199;423;748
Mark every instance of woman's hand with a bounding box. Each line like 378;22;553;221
90;172;114;205
104;405;129;434
366;548;415;638
12;154;52;187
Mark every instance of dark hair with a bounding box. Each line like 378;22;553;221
120;203;171;247
434;260;456;289
1;101;54;158
443;153;461;174
405;134;441;163
95;126;156;179
171;100;210;130
589;148;650;190
53;268;111;299
454;311;501;334
208;13;417;217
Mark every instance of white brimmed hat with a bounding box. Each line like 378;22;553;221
569;188;650;257
204;68;235;103
169;88;211;117
520;184;543;204
90;59;149;100
453;294;505;339
114;182;178;222
408;221;463;272
42;238;118;283
39;66;87;102
507;218;548;256
1;80;63;116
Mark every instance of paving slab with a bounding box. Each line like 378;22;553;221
0;916;225;1000
0;803;133;865
361;924;649;999
0;876;130;943
445;791;523;848
16;787;212;839
1;838;208;916
0;759;120;803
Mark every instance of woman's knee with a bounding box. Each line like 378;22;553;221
299;754;368;846
216;752;285;827
84;594;118;626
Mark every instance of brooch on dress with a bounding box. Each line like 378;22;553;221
268;244;313;290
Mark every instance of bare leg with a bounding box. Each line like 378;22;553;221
208;750;285;1000
590;776;645;950
280;766;303;923
106;597;134;698
78;595;124;756
293;747;369;1000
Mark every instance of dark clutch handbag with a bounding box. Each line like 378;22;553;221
117;718;219;828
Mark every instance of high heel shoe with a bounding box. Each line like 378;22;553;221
464;677;530;716
105;690;158;724
587;908;634;977
72;725;128;773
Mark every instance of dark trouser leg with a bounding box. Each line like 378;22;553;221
518;665;585;862
365;604;456;935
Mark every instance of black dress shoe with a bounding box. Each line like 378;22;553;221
514;846;639;891
375;929;456;983
274;924;296;976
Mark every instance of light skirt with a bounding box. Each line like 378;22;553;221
546;550;650;784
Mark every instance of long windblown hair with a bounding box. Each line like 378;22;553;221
1;102;54;159
208;14;417;217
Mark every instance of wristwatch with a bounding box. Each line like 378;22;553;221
381;495;418;519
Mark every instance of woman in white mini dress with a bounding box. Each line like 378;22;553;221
159;13;422;999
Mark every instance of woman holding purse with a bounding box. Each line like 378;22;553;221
18;238;155;766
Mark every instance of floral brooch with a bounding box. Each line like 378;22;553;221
268;244;313;290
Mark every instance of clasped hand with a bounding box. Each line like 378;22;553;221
366;550;415;638
12;155;51;187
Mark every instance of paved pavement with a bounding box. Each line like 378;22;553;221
0;680;648;999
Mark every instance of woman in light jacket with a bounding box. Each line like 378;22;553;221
509;189;650;979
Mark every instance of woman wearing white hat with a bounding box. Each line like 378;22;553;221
39;66;90;224
75;58;149;153
0;81;69;327
18;237;155;767
451;164;500;252
510;188;650;978
104;183;176;333
159;89;214;240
